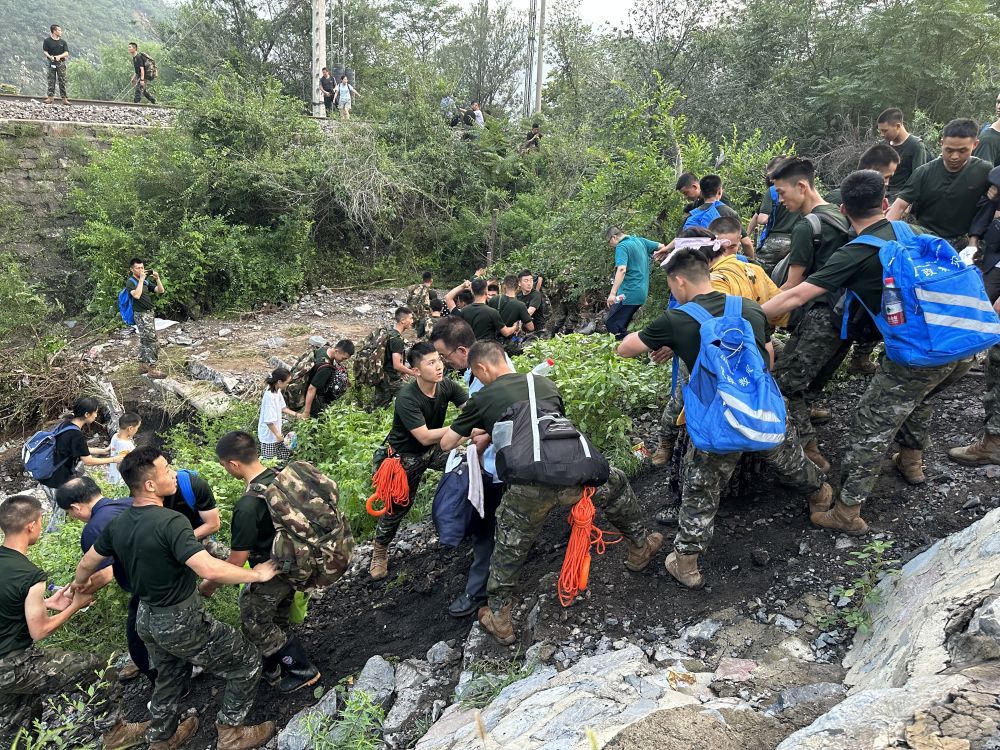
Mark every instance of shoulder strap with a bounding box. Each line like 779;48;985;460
723;294;743;317
526;374;541;463
851;234;888;250
804;213;823;251
889;220;914;240
678;301;714;325
176;470;197;511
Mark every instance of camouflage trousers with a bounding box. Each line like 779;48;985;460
373;448;447;546
675;425;824;555
135;310;159;365
985;344;1000;436
46;62;67;98
774;304;848;445
756;233;792;274
807;340;879;399
137;593;261;741
487;467;648;610
0;645;119;739
373;377;404;409
660;360;689;440
239;575;296;656
839;355;974;507
548;299;582;336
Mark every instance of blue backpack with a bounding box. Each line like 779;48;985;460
118;279;136;326
431;453;476;547
176;469;199;511
684;200;724;230
22;423;81;481
679;296;787;454
845;221;1000;367
757;185;779;248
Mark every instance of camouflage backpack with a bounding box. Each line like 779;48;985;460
284;349;320;412
353;327;392;387
250;461;354;592
406;283;431;318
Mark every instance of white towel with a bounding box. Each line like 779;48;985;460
466;445;485;518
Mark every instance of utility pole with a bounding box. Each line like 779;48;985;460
312;0;327;118
533;0;545;115
524;0;537;118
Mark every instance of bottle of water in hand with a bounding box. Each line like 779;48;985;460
531;359;555;376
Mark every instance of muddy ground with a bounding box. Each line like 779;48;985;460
115;360;997;747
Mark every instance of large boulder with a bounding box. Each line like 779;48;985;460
778;506;1000;749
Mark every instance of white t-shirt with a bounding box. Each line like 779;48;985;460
105;433;135;485
258;389;287;444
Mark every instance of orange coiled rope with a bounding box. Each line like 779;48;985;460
557;486;621;607
365;451;410;517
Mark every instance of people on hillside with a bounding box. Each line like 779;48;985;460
470;101;485;128
128;42;156;105
445;279;519;342
406;271;436;333
320;68;335;115
300;340;354;419
515;270;546;336
106;412;141;486
126;258;166;378
888;118;991;252
604;227;668;339
42;25;69;105
73;447;279;749
520;123;542;153
373;307;418;408
258;367;299;462
748;156;799;272
877;108;928;202
973;91;1000;167
334;75;359;119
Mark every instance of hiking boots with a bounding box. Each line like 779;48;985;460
665;551;704;590
892;447;925;485
142;365;166;379
948;433;1000;466
848;354;877;375
45;96;54;104
804;439;831;474
102;720;150;750
808;482;833;515
118;660;141;682
650;437;674;466
275;636;321;693
369;542;389;580
216;721;276;750
148;717;198;750
478;603;516;645
810;500;869;536
625;532;664;572
448;592;486;618
809;406;832;424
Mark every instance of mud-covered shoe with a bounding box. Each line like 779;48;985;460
808;482;833;515
892;447;925;485
216;722;276;750
369;542;389;580
148;717;198;750
810;500;869;536
665;551;704;590
625;532;664;572
847;355;877;375
809;406;832;424
118;660;141;682
102;720;150;750
478;604;516;645
804;439;831;474
650;437;674;466
948;434;1000;467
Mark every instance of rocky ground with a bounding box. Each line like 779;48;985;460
3;285;999;749
0;96;176;127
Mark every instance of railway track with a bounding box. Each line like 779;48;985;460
0;92;175;110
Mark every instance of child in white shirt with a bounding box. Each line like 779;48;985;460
106;412;142;485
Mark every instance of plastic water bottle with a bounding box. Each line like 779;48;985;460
615;294;626;304
531;359;555;376
283;431;299;450
882;277;906;326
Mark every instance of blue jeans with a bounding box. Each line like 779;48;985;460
606;303;642;339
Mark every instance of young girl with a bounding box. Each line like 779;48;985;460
258;368;299;461
106;412;142;485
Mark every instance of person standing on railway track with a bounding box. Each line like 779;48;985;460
42;25;70;105
128;43;157;105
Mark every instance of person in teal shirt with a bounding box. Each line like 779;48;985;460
605;227;666;339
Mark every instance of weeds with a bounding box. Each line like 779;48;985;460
459;656;533;709
820;540;901;635
300;689;384;750
9;665;115;750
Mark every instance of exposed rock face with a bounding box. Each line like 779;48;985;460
778;507;1000;750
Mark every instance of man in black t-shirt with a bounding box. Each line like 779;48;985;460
0;493;144;746
762;170;975;536
877;108;929;201
446;279;519;342
516;270;545;333
74;447;278;748
369;342;468;581
127;42;157;104
301;339;355;418
319;67;335;114
208;431;320;695
618;249;828;591
374;307;419;408
42;25;69;104
125;257;166;377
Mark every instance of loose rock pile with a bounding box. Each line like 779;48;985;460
0;97;175;127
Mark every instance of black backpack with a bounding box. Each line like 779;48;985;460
494;374;610;487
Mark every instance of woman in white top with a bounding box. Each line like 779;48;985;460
258;368;298;461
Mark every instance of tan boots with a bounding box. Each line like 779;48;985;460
665;551;704;589
478;603;516;645
892;447;925;485
811;500;869;536
216;721;277;750
804;439;831;474
369;542;389;580
650;437;675;466
808;483;833;514
147;717;199;750
102;721;150;750
948;434;1000;466
625;532;664;572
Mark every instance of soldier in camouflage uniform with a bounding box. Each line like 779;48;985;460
763;169;980;535
406;271;435;335
440;342;663;644
619;248;830;589
209;432;321;695
75;447;279;750
125;258;165;378
0;493;144;748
